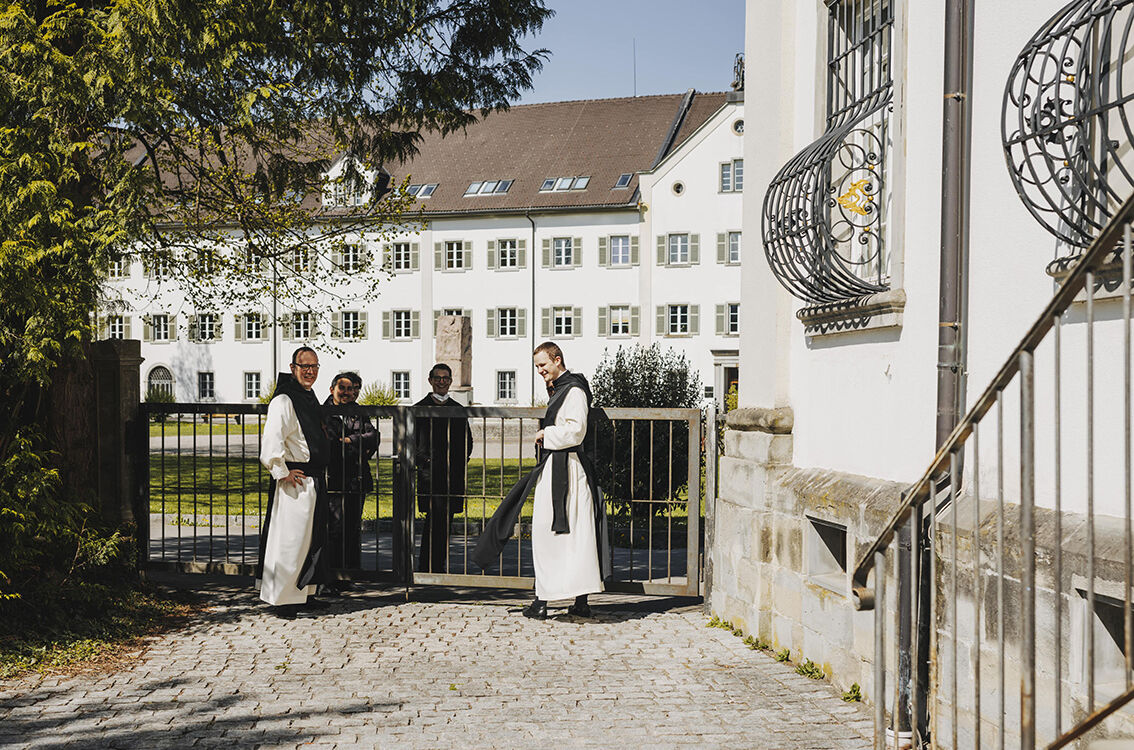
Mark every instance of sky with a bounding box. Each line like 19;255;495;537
515;1;746;105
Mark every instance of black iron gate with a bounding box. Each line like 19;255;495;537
135;402;705;597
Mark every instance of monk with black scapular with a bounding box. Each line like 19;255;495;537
257;346;333;618
473;342;610;619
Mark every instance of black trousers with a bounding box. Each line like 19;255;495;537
327;489;363;569
417;498;455;573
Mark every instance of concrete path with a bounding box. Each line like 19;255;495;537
0;580;873;749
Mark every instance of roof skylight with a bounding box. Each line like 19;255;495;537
614;173;633;189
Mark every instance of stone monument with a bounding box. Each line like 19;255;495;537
435;314;472;404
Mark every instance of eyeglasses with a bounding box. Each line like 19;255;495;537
430;375;452;382
292;363;320;371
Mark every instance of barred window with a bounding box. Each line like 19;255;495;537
762;0;893;304
497;371;517;402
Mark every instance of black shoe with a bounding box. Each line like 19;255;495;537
303;597;331;610
522;600;547;620
271;605;299;619
566;602;593;618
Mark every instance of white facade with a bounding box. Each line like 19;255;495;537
106;98;745;406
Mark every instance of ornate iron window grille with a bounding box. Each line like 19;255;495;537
762;0;893;305
1003;0;1134;273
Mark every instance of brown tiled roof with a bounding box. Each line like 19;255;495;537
394;90;728;215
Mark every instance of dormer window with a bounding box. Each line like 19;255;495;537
417;184;438;198
540;176;592;192
463;179;513;196
614;173;633;189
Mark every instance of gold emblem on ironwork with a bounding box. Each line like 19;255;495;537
836;179;873;217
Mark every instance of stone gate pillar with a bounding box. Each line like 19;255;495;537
90;339;144;525
435;314;472;404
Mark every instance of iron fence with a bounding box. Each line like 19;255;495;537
853;192;1134;748
135;403;704;597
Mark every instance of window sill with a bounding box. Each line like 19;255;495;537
796;288;905;338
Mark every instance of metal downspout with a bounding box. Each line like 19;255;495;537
526;210;537;403
909;0;975;744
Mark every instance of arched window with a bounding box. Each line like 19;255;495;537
147;366;175;398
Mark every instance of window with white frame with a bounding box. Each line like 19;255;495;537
610;305;631;336
498;239;518;268
198;371;216;400
727;303;740;335
498;308;518;337
729;231;742;264
610;235;631;266
553;237;573;267
244;372;261;400
197;313;217;341
341;310;362;339
720;159;744;192
445;240;465;270
553;306;574;336
245;313;263;341
108;259;126;279
668;304;690;335
292;247;311;272
196;249;217;275
668;234;690;264
108;315;125;339
391;242;412;271
341;244;363;272
292;312;310;340
497;370;517;402
393;310;413;340
392;371;411;400
152;314;170;342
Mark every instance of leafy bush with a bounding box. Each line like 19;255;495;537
359;381;400;406
591;345;702;520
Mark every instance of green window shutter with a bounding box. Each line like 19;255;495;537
279;315;291;343
382;311;391;340
630;236;640;266
630;306;640;335
331;311;342;339
487;240;497;269
188;315;198;342
433;309;441;334
411;310;421;339
573;237;582;267
486;308;497;338
411;243;420;270
234;314;244;341
656;306;666;336
597;306;608;337
715;304;726;335
331;248;342;270
657;236;666;266
717;234;727;264
518;238;527;268
359;311;369;339
381;244;391;270
598;237;608;267
690;305;700;334
123;316;133;339
572;307;582;335
212;316;220;341
434;242;443;270
542;238;551;268
142;315;153;342
517;309;527;337
541;308;551;337
97;316;107;338
362;244;374;270
463;240;472;269
169;314;179;340
690;234;700;264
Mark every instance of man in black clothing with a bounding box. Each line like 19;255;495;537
414;363;474;573
323;372;378;574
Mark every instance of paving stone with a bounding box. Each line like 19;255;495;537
0;583;873;749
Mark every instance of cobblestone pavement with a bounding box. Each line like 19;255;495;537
0;579;873;749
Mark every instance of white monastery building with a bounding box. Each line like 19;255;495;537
105;90;745;405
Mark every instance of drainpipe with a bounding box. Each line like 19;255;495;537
908;0;975;744
526;210;537;404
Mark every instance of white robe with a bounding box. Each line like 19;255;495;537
532;387;603;601
258;393;319;606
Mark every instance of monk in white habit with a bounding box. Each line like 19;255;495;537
474;342;610;619
257;346;332;617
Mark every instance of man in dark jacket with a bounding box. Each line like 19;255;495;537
414;363;473;573
323;371;377;573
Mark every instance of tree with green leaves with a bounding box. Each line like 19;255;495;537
0;0;552;599
590;344;703;520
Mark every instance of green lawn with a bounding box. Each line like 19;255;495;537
148;455;539;520
149;421;263;438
